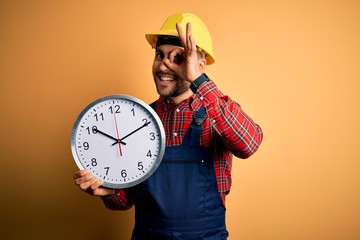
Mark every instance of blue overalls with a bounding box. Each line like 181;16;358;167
130;106;228;240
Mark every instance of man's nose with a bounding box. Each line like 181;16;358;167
159;57;170;71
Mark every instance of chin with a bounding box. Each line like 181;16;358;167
156;86;173;98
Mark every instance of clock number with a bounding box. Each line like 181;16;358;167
138;162;144;171
146;150;152;158
86;126;98;135
109;105;121;114
142;118;148;125
149;132;155;141
131;108;135;116
91;158;97;166
121;169;127;178
104;167;110;175
94;113;104;121
83;142;90;150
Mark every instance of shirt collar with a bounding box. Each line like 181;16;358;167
158;95;196;111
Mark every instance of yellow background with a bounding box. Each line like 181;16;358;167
1;0;359;239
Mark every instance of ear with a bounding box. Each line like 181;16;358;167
199;58;206;73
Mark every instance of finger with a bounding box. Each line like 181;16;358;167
74;170;93;185
79;176;97;191
86;179;102;195
169;48;184;64
186;22;197;55
162;49;183;72
163;58;178;73
74;170;91;186
73;169;88;179
75;173;94;187
91;179;104;190
176;22;186;48
88;179;113;196
96;188;115;197
186;22;191;50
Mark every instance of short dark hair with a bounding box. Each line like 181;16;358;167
156;36;182;48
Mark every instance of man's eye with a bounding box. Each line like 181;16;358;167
174;54;183;64
155;52;164;61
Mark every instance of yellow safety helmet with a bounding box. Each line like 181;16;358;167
145;13;215;65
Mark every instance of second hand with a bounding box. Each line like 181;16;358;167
112;106;123;157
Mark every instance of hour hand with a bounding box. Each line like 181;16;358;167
93;127;126;145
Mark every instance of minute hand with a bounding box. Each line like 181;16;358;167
112;121;151;145
95;128;126;145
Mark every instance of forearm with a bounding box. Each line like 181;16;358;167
196;76;263;158
101;189;134;210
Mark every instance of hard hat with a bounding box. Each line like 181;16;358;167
145;13;215;65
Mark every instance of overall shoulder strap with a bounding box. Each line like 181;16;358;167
150;101;156;110
191;106;206;129
182;106;206;146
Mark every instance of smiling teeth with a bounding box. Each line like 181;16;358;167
160;76;174;82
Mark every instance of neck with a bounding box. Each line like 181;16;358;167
169;89;194;105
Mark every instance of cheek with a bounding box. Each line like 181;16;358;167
152;61;160;72
151;63;156;76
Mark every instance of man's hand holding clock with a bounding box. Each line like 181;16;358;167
73;169;114;196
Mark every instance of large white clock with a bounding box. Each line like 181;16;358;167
71;94;165;189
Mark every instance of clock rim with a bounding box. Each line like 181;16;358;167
70;94;165;189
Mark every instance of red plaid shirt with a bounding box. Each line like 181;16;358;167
102;78;263;208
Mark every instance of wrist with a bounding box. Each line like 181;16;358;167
100;189;118;199
190;74;209;93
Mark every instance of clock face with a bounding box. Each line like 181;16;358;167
71;95;165;189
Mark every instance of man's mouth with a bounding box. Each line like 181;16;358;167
160;76;175;82
158;73;177;82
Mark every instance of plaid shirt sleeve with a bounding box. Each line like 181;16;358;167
101;189;134;210
197;78;263;159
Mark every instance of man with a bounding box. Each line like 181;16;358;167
74;13;263;239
